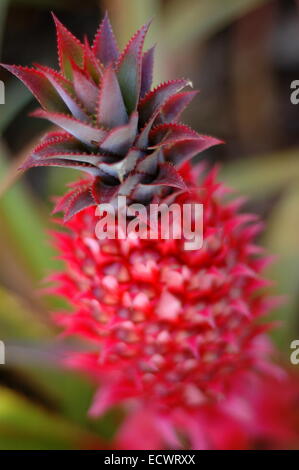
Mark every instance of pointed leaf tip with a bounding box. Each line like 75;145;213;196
92;12;119;66
52;13;84;79
99;111;138;155
97;65;128;128
140;45;155;99
82;37;103;83
35;64;89;121
158;90;199;123
117;21;151;113
64;187;95;220
165;135;223;167
1;63;68;113
70;60;99;114
138;79;192;125
31;109;107;146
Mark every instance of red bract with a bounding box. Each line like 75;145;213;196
114;370;299;450
49;165;298;448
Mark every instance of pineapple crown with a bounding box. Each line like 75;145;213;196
1;12;221;220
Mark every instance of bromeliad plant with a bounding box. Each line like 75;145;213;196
2;13;299;450
2;13;219;220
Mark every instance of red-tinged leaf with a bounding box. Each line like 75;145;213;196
0;64;67;112
154;135;209;150
135;148;163;176
117;173;141;198
135;113;158;149
27;151;105;166
118;148;143;180
137;98;192;150
116;22;150;113
97;66;128;128
136;105;195;150
92;178;118;204
52;13;84;79
92;12;119;66
149;162;187;190
97;148;142;182
132;163;187;202
149;122;198;146
53;187;80;214
71;62;98;114
164;136;223;167
21;156;101;176
99;112;138;155
32;133;80;157
93;162;120;181
52;178;92;213
35;64;89;121
140;46;155;99
83;37;103;83
111;148;143;183
138;79;192;126
157;90;199;124
64;188;96;220
40;130;71;143
31;109;107;146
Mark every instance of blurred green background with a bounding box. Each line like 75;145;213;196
0;0;299;449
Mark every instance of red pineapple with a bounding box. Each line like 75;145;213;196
3;13;299;449
52;166;299;449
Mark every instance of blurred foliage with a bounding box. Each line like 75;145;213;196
0;386;107;450
221;147;299;347
0;0;298;449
